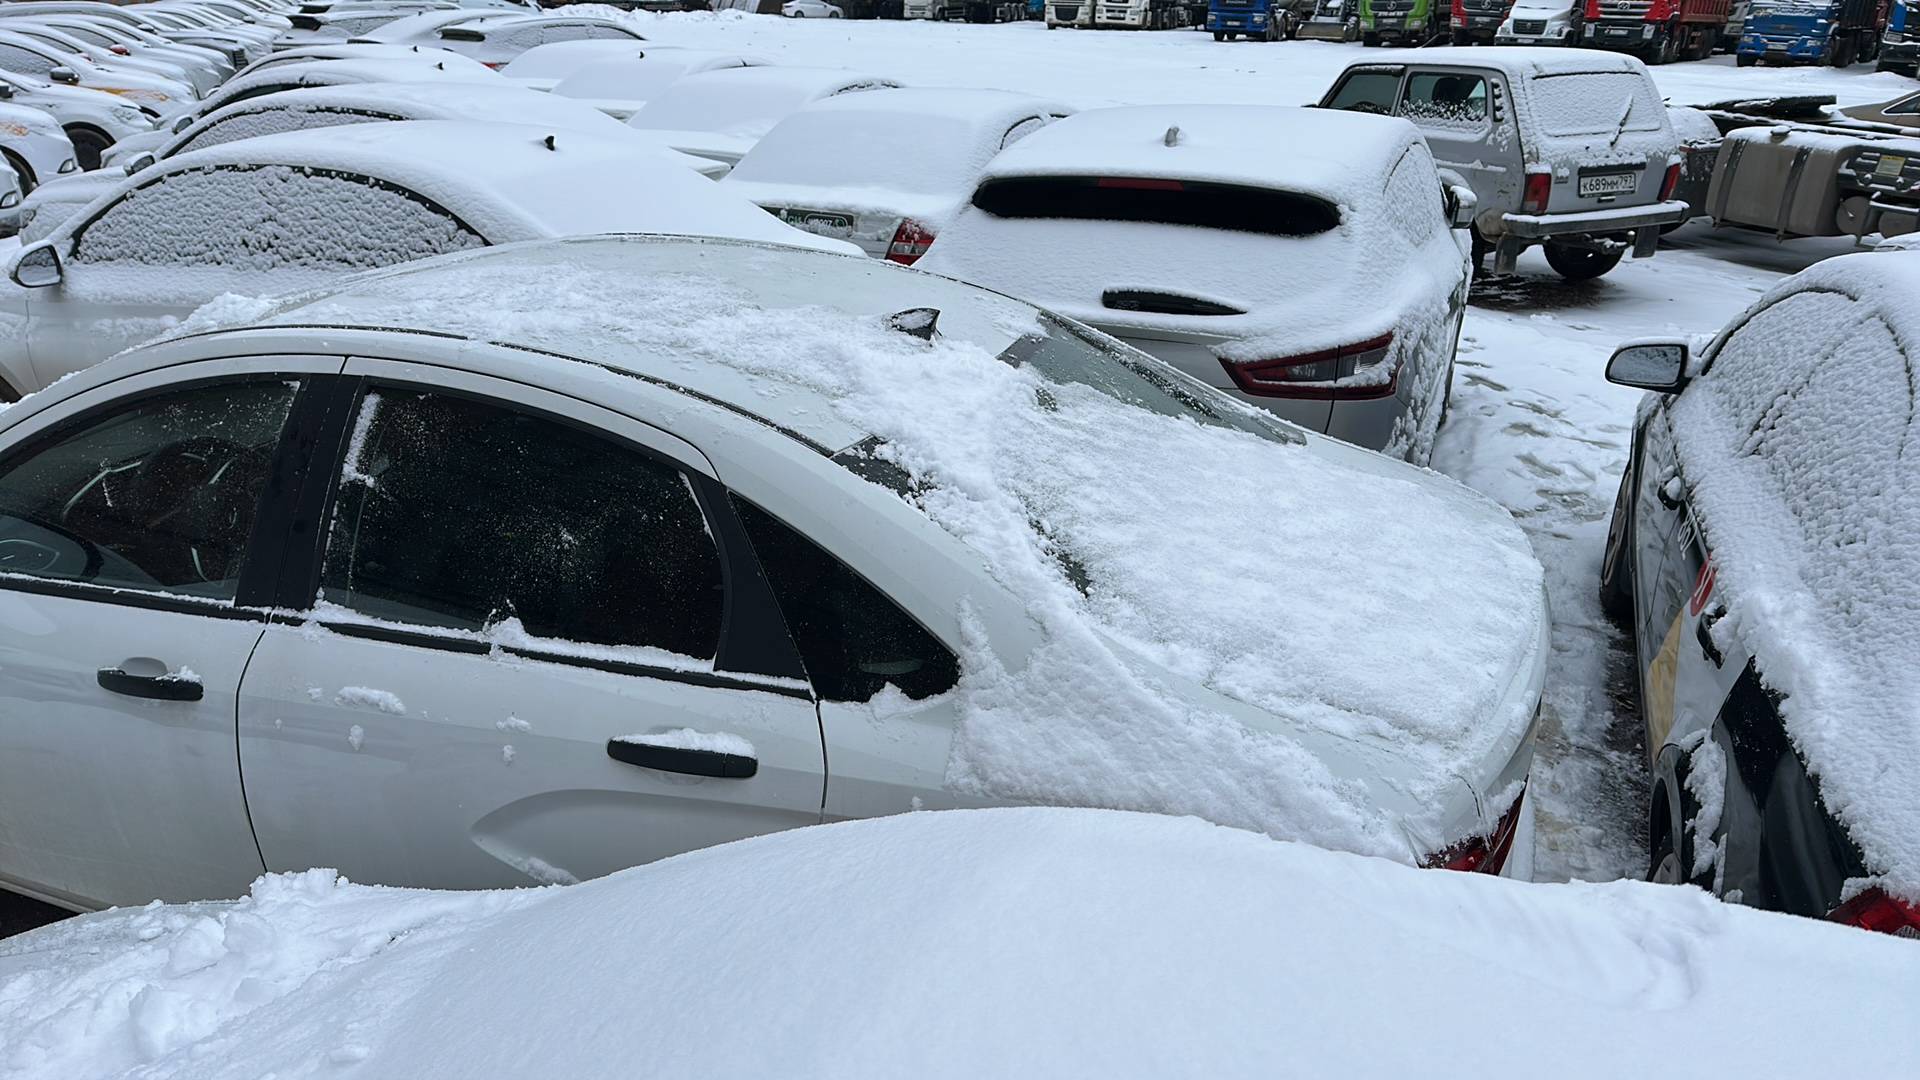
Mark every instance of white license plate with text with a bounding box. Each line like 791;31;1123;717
1578;171;1639;197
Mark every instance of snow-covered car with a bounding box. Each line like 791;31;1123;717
232;39;499;77
17;79;724;244
0;232;1544;910
626;66;901;167
98;54;502;167
8;13;233;92
497;35;658;91
0;28;197;119
339;6;498;45
722;88;1068;263
4;808;1916;1078
0;121;852;396
134;6;277;63
0;20;212;98
784;0;846;15
0;97;78;197
428;14;644;69
550;49;762;121
1319;48;1687;280
921;105;1474;464
1494;0;1581;44
1840;88;1920;131
276;3;477;49
1597;250;1920;937
0;155;20;237
0;69;154;171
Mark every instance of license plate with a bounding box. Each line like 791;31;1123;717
783;209;853;235
1877;154;1907;178
1578;170;1640;197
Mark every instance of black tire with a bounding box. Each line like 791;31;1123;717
1;149;33;196
64;125;113;172
1835;35;1856;67
1362;30;1380;45
1543;240;1625;281
1598;435;1637;629
1452;29;1469;46
1648;773;1706;886
1735;51;1757;66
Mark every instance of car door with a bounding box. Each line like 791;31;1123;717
1395;66;1521;229
235;362;828;891
0;357;341;909
24;162;488;391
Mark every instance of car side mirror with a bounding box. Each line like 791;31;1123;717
0;82;12;100
124;152;156;174
1605;341;1689;393
10;243;64;289
172;115;194;134
49;67;80;86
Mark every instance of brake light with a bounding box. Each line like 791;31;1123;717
1659;161;1681;201
1584;0;1601;19
483;61;507;70
1423;788;1526;875
1452;0;1466;21
1521;169;1551;214
110;44;131;55
886;219;936;266
1219;331;1396;400
1827;888;1920;938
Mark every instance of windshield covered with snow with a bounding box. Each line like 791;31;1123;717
1528;72;1664;137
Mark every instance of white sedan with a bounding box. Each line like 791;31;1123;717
783;0;846;15
0;234;1545;914
0;120;851;397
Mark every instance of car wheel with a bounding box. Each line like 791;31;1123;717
1647;774;1705;886
64;124;113;172
1543;240;1624;281
1735;52;1757;66
1;149;33;196
1213;29;1225;38
1363;30;1380;45
1598;434;1637;628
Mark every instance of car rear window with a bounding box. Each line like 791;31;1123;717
1528;71;1664;137
971;176;1342;237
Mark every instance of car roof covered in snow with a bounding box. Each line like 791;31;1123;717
975;104;1419;207
1674;250;1920;901
180;79;639;139
1366;45;1651;79
152;235;1546;862
626;65;902;138
223;55;502;98
58;122;849;251
498;36;653;79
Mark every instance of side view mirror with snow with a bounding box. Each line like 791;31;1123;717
49;67;79;86
124;152;156;175
0;81;12;100
1605;341;1689;393
10;243;64;289
1436;170;1477;230
172;115;194;134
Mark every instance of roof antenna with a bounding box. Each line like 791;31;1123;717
884;308;939;342
435;61;444;70
1164;125;1182;147
543;134;556;151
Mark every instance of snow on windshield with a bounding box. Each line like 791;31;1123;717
1668;252;1920;900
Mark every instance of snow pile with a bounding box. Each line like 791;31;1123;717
178;237;1542;859
627;66;900;141
2;809;1915;1079
1670;250;1920;899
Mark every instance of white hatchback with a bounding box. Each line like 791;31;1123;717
0;235;1546;914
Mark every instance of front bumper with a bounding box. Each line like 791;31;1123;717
1493;200;1689;272
1584;20;1656;45
1738;33;1824;61
1366;15;1430;35
1878;37;1919;70
1208;12;1274;29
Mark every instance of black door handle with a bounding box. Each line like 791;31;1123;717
97;667;203;702
1655;472;1685;510
607;738;757;779
1695;606;1727;668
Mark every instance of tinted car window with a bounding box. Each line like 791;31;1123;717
172;107;394;156
0;380;298;600
72;165;486;271
1324;69;1400;114
321;388;724;660
735;497;957;702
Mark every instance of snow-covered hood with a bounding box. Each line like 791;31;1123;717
165;236;1545;859
1673;251;1920;900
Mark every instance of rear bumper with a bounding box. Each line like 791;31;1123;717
1493;200;1687;272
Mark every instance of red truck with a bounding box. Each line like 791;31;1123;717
1580;0;1732;61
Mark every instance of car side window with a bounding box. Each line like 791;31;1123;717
1382;145;1445;244
734;497;958;702
0;380;299;601
0;44;56;78
172;108;394;156
70;165;487;272
320;387;725;660
1324;69;1401;115
553;23;640;43
1401;72;1490;129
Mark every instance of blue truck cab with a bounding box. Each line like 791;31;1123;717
1737;0;1888;64
1209;0;1286;37
1879;0;1917;73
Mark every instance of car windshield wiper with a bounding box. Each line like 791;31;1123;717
1609;94;1635;149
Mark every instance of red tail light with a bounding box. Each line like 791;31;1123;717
1584;0;1601;19
1451;0;1466;21
886;219;935;266
1659;161;1681;201
110;44;132;55
1220;332;1396;401
1828;888;1920;938
483;61;506;70
1521;169;1551;215
1423;788;1526;875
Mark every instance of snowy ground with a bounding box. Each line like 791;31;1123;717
616;12;1906;881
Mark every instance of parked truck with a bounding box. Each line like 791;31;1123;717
1093;0;1191;24
1299;0;1361;36
1359;0;1439;42
1450;0;1515;42
1736;0;1889;65
963;0;1027;18
1581;0;1731;61
1879;0;1917;70
1208;0;1290;36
